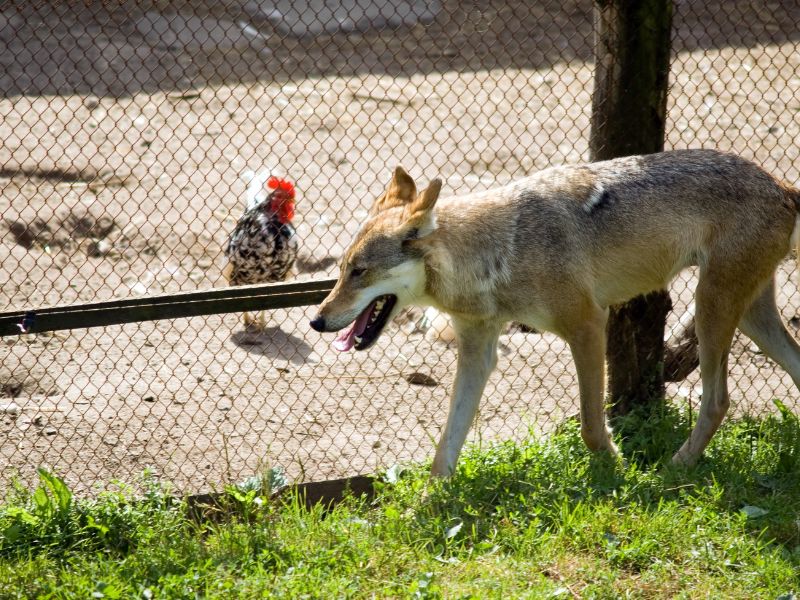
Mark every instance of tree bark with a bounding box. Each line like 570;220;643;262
589;0;674;417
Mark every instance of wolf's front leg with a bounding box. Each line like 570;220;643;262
431;319;501;477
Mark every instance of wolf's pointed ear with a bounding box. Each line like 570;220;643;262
370;166;418;215
411;179;441;215
405;178;442;237
389;166;417;203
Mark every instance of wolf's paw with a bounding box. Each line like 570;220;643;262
670;446;699;468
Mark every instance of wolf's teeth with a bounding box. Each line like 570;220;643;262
374;299;385;311
354;335;362;344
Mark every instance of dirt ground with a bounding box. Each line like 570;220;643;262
1;0;800;495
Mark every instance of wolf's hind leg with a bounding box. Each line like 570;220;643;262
738;278;800;388
672;266;751;466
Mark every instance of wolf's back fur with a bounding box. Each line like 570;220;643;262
423;150;796;333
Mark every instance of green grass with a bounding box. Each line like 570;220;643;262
0;402;798;599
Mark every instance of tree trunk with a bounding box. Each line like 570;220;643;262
589;0;674;417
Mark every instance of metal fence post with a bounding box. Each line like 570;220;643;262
589;0;674;416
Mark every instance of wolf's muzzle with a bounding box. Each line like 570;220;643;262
309;315;326;332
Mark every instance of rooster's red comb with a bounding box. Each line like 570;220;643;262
267;177;296;199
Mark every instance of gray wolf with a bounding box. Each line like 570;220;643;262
310;149;800;476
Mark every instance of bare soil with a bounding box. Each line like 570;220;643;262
1;0;799;494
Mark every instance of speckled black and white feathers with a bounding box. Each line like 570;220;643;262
224;200;298;286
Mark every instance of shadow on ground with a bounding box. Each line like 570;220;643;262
231;326;315;365
1;0;798;98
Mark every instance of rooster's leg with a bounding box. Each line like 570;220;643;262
243;311;267;330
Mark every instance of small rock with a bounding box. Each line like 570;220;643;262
84;96;100;110
0;402;21;416
741;505;769;519
130;282;149;295
406;372;438;387
418;308;456;344
143;396;155;402
87;239;113;257
43;428;57;436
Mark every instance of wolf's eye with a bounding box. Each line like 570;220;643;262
350;266;366;278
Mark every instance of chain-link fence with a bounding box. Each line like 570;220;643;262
1;0;799;495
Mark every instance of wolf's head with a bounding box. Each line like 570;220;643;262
310;167;442;351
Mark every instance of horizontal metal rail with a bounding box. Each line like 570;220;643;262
0;279;336;337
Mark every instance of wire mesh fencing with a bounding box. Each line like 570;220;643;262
0;0;799;495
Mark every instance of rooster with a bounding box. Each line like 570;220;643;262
223;173;298;329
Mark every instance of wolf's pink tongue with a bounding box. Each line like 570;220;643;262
332;301;375;352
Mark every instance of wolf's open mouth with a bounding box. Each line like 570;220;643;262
333;294;397;352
